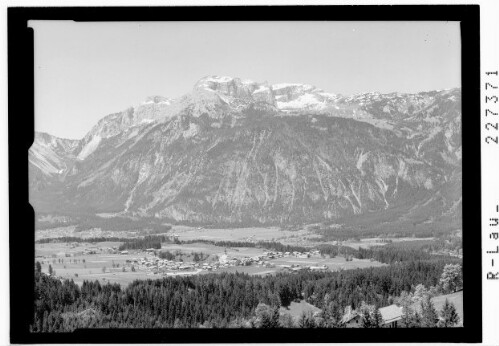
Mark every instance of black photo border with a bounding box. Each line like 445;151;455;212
8;5;481;344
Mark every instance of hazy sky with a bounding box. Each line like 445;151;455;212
30;21;461;139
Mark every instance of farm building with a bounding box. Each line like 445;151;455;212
379;304;403;328
342;313;362;328
343;291;463;328
309;265;328;271
342;305;402;328
219;254;229;264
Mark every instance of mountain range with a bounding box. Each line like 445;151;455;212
29;76;462;232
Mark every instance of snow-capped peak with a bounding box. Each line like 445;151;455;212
271;83;315;91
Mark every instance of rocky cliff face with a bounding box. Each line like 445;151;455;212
29;76;461;228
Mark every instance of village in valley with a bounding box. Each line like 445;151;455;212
34;222;463;328
35;234;384;286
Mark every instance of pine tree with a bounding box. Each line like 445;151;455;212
371;306;383;328
330;302;344;328
255;303;280;328
438;299;460;327
360;304;373;328
420;296;439;328
359;302;383;328
399;291;418;327
35;261;42;274
400;304;416;327
298;311;316;328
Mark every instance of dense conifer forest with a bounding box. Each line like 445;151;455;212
31;255;461;331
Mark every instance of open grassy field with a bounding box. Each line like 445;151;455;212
269;256;386;271
279;300;321;321
342;237;436;250
35;241;123;257
432;291;464;326
160;242;263;259
36;243;152;286
172;225;437;250
172;225;315;245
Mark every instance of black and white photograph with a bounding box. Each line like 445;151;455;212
5;4;488;344
28;19;465;330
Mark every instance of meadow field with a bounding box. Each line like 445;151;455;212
341;237;436;250
36;242;151;286
172;225;315;244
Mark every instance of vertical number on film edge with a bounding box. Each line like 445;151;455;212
485;71;499;144
485;71;498;280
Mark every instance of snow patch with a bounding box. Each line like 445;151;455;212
277;93;324;110
253;85;270;94
241;79;255;85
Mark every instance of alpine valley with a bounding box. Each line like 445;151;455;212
29;76;462;235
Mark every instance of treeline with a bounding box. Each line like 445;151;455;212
31;259;455;331
36;213;172;233
118;236;169;251
36;236;136;244
157;250;207;262
356;243;462;265
158;251;176;261
316;241;462;265
180;239;309;254
417;236;462;253
317;244;359;259
310;218;459;240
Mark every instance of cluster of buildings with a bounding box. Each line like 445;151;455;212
124;257;201;275
279;264;328;272
264;249;321;259
218;253;275;268
123;248;327;276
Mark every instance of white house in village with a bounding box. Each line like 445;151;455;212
219;254;229;264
